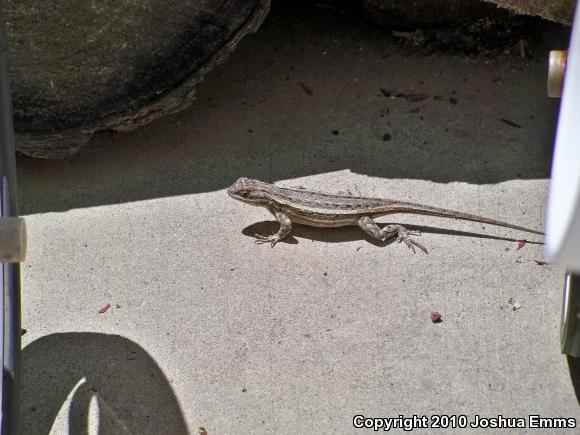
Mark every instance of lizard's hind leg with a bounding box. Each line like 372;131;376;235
357;216;427;254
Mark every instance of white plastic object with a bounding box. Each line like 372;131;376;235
546;5;580;272
548;50;567;98
0;217;26;263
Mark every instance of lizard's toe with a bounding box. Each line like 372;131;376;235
397;228;428;254
400;237;416;254
254;234;269;244
254;234;280;247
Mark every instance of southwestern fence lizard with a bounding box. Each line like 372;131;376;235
227;177;544;253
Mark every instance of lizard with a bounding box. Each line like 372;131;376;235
227;177;544;253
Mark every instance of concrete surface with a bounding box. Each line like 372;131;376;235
17;3;578;434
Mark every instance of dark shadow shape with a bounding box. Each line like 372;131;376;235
15;1;568;215
243;220;544;247
21;333;188;435
567;355;580;406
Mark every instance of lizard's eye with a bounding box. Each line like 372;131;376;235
240;191;250;197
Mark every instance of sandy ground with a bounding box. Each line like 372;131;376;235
16;3;578;434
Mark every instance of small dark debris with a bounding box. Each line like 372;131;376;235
30;406;36;412
451;90;457;94
298;83;314;96
21;328;27;336
230;268;235;271
323;272;328;276
331;130;339;135
116;304;122;309
405;93;430;102
492;77;502;83
199;427;208;435
500;118;521;128
247;129;254;133
431;312;443;323
535;259;550;268
407;108;421;114
433;95;444;101
382;133;391;141
449;97;458;105
379;88;404;98
242;388;247;392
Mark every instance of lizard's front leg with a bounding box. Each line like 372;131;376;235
255;211;293;247
357;216;427;254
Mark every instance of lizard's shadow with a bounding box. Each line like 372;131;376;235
242;221;544;247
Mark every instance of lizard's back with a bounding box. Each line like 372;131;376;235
267;185;397;226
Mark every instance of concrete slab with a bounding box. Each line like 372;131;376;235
17;3;577;434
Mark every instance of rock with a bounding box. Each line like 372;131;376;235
487;0;574;25
6;0;270;158
358;0;574;27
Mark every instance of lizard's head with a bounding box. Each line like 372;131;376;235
227;177;269;206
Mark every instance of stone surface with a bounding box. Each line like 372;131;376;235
359;0;575;26
6;0;270;158
489;0;575;25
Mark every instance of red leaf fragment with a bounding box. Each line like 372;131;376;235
98;303;112;314
517;240;526;250
405;93;430;102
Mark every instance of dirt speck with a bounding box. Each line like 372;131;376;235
431;312;443;323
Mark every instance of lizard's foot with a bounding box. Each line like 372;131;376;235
254;233;282;248
396;228;428;254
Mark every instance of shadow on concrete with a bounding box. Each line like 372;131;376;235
243;220;544;248
21;333;188;435
16;1;567;215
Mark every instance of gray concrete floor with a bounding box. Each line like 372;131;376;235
17;3;578;434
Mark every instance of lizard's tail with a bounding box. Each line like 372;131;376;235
389;202;544;236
